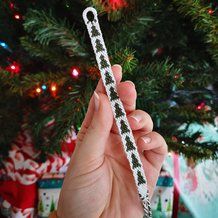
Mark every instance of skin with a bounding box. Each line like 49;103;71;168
57;65;168;218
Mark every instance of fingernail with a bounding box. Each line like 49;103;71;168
130;114;141;123
141;136;151;144
94;91;99;111
125;80;135;88
113;64;122;71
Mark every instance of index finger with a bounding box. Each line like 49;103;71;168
78;65;123;134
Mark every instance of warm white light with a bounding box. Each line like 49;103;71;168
72;69;79;77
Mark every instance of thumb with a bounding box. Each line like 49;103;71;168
78;91;113;161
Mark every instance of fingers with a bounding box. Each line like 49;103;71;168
77;64;122;142
128;110;153;132
117;81;137;112
76;93;113;163
111;109;152;134
136;131;168;197
137;131;168;169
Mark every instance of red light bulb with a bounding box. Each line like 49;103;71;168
70;67;80;78
14;14;21;20
51;85;57;92
196;102;205;110
9;2;14;9
208;9;214;15
10;65;16;70
6;62;21;74
50;83;57;97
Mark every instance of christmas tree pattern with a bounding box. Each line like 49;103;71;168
120;119;130;134
38;199;44;213
137;170;146;185
139;193;145;201
50;197;56;212
166;198;172;212
109;87;119;101
125;136;136;151
100;55;109;69
115;103;124;118
91;25;100;37
105;71;114;85
95;39;104;53
156;195;162;211
131;153;141;169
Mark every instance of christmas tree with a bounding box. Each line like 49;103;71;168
38;199;44;213
125;136;136;151
91;25;100;37
95;39;105;53
137;170;146;185
120;119;130;134
166;198;172;212
99;54;109;69
157;195;162;212
109;87;119;101
115;102;124;118
0;0;217;161
131;153;141;169
105;71;114;85
50;197;56;212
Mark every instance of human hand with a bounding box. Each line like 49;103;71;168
57;65;168;218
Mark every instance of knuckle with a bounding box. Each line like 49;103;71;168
87;122;97;134
136;109;153;130
152;131;168;153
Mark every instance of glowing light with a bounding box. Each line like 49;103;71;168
41;85;47;90
72;69;79;77
36;87;42;93
51;84;57;92
0;41;11;51
208;9;214;15
10;65;16;70
67;86;72;90
9;2;14;9
196;102;205;110
6;62;21;74
50;83;57;97
14;14;21;20
70;67;80;78
0;42;7;48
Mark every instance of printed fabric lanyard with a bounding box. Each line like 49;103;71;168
83;7;152;218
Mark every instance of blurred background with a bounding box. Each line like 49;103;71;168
0;0;217;217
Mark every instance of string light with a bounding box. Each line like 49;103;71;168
208;9;214;15
14;14;21;20
0;41;11;52
70;67;80;78
0;41;7;48
41;84;47;90
50;83;57;97
196;102;205;110
51;84;57;92
67;86;72;90
6;62;21;74
9;2;14;9
10;65;15;70
36;87;42;94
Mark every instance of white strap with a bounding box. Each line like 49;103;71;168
82;7;152;218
